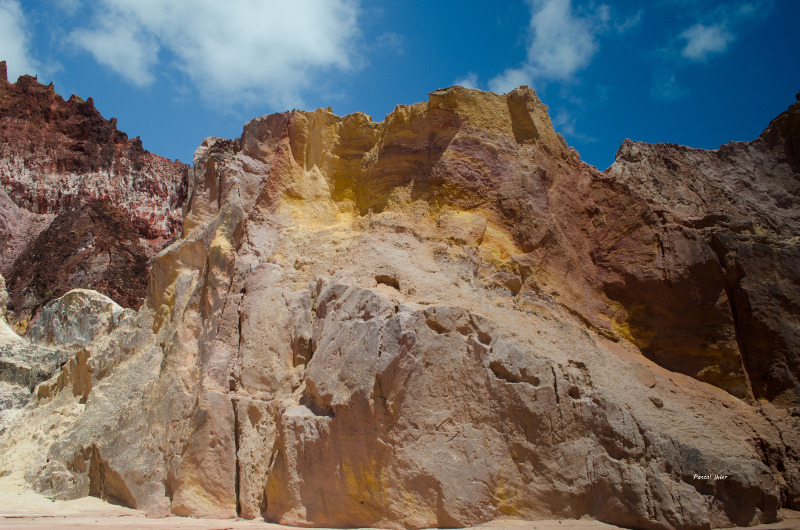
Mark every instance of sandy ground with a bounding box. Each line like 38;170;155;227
1;476;799;530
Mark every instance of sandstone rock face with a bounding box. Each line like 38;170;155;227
0;62;189;323
1;86;798;529
605;100;800;403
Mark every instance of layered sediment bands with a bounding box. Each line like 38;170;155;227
2;86;799;528
0;62;189;321
0;63;188;242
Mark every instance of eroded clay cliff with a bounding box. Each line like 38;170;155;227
0;61;189;324
0;85;798;529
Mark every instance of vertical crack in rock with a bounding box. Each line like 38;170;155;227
551;365;561;406
721;280;756;396
657;230;671;287
232;397;241;517
237;288;245;353
707;234;756;398
230;284;246;393
214;156;223;212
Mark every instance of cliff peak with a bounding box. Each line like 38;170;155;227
0;71;189;326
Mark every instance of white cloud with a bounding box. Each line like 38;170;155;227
672;1;769;63
488;0;638;94
71;20;158;86
679;23;733;61
488;67;533;94
69;0;362;108
524;0;598;80
652;1;768;98
454;72;479;89
0;0;41;80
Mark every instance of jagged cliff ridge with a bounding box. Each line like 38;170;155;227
0;85;798;529
0;61;189;323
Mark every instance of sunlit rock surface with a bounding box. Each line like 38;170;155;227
0;84;798;529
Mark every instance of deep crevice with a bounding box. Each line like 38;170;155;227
232;398;241;517
231;284;246;392
721;282;756;397
707;234;756;399
551;365;561;405
87;444;137;509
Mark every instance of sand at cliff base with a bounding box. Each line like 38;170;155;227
2;476;799;530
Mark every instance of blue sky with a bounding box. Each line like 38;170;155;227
1;0;798;170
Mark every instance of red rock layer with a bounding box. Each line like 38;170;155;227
6;199;151;320
0;60;189;319
0;62;188;243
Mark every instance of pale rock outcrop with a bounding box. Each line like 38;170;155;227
0;274;21;344
1;86;798;529
0;274;7;315
28;289;131;349
0;289;130;439
0;274;28;433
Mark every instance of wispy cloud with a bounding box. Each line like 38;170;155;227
679;23;733;61
653;1;770;99
650;72;688;100
375;32;404;54
673;1;770;63
69;0;362;109
488;0;640;94
53;0;82;16
552;109;597;142
522;0;599;80
454;72;479;90
489;68;534;93
0;0;41;80
71;19;158;86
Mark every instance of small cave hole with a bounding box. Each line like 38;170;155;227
476;331;492;345
375;274;400;291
